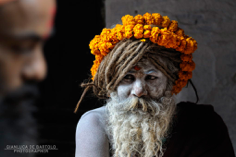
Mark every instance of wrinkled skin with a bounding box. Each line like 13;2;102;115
75;59;168;157
117;58;167;100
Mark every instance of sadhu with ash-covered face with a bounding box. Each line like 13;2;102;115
74;13;235;157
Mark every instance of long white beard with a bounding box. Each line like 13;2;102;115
105;92;176;157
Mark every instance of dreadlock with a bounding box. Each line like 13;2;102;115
74;38;182;113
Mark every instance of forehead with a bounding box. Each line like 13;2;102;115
0;0;55;37
128;58;159;74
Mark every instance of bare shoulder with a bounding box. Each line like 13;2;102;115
75;106;109;157
76;106;107;137
77;106;107;131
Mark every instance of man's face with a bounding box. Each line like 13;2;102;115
106;59;175;157
0;1;56;155
0;0;56;96
117;58;168;101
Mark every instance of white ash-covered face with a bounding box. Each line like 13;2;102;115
117;58;168;101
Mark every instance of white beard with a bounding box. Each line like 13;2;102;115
105;92;176;157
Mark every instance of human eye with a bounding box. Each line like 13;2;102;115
10;41;37;54
145;75;158;80
123;74;135;82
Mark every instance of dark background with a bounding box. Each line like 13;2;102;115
35;0;105;156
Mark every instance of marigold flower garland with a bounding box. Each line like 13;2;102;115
89;12;197;95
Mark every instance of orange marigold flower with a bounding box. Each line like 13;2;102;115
101;28;111;35
152;13;163;26
172;85;182;94
98;41;113;56
125;31;133;39
134;14;144;24
175;35;182;48
168;20;178;32
91;62;98;80
180;54;193;62
89;35;101;55
89;12;198;87
91;55;104;80
125;25;134;31
117;31;124;40
175;28;185;37
176;36;186;52
134;33;143;39
95;54;104;62
192;38;198;52
124;25;134;39
172;33;181;49
175;79;188;88
149;27;160;43
113;24;125;32
183;37;197;54
109;30;118;43
161;16;171;28
133;24;144;39
113;24;125;40
121;14;136;26
157;28;172;47
91;64;98;80
143;26;152;38
91;49;100;56
178;71;192;81
144;25;152;30
100;28;113;42
180;61;196;72
143;30;151;38
166;33;180;49
143;12;154;25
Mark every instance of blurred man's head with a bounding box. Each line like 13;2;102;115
0;0;56;156
0;0;56;96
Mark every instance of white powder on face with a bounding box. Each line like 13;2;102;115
117;58;168;101
105;92;176;157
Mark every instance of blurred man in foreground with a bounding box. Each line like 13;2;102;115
0;0;56;156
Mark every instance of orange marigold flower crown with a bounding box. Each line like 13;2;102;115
89;12;197;95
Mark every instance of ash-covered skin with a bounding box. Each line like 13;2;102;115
75;58;170;157
117;58;168;101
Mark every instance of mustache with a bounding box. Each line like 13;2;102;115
127;97;148;111
121;97;161;114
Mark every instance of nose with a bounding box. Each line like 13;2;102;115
22;50;47;82
131;79;147;98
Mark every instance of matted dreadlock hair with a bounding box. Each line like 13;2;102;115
74;38;182;113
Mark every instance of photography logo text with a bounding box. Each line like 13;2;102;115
4;145;58;153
